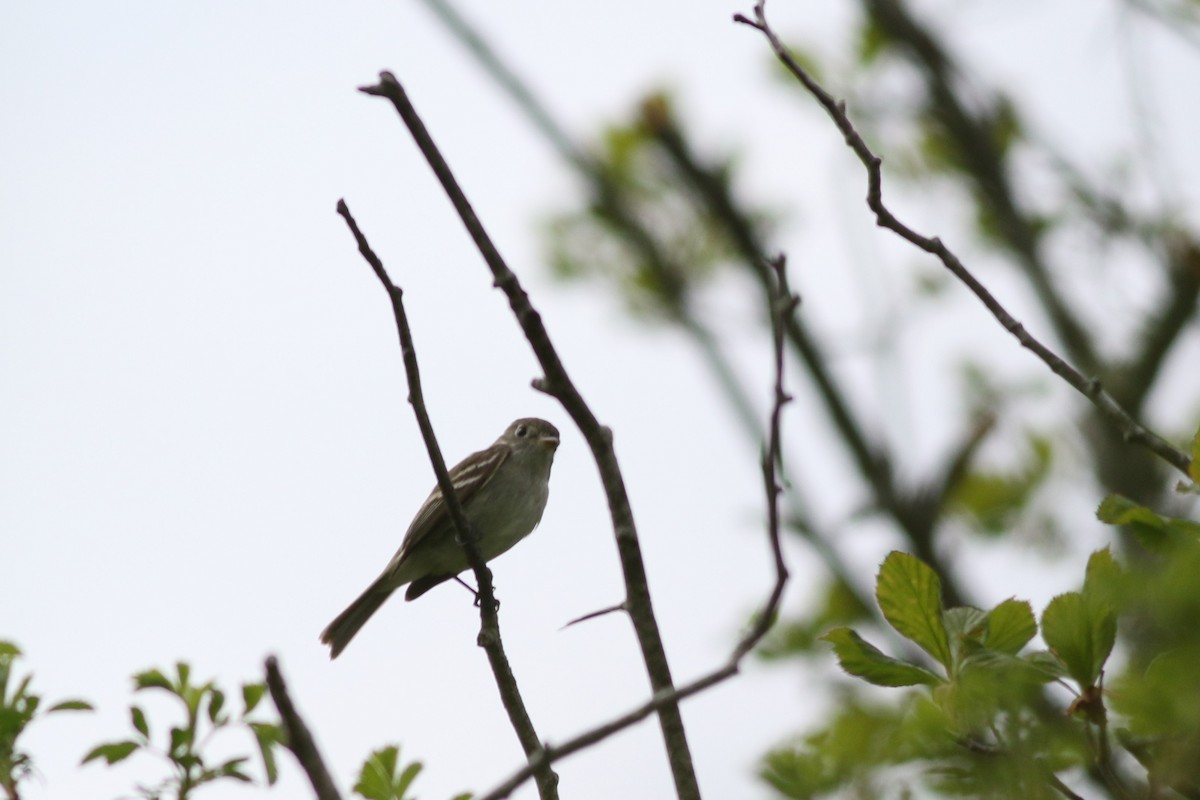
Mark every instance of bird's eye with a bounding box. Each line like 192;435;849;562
516;425;528;438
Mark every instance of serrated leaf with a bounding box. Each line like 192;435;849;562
985;599;1037;655
876;552;952;670
242;683;266;715
1041;592;1114;688
82;740;140;765
131;705;149;738
47;699;93;713
821;628;942;687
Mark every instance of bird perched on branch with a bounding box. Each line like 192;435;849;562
320;417;561;659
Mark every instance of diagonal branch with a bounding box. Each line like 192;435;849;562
477;254;797;800
335;199;559;800
860;0;1100;373
734;2;1193;479
359;71;701;800
265;656;343;800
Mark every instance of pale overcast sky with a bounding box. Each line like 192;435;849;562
4;1;1198;799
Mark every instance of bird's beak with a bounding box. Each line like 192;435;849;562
539;434;560;451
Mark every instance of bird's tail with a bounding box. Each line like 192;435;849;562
320;578;393;659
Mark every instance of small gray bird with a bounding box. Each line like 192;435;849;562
321;417;560;658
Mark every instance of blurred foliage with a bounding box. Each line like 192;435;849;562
543;92;775;321
0;642;92;800
82;662;283;800
353;745;424;800
947;434;1052;536
779;497;1200;798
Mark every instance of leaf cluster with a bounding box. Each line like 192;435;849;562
0;642;93;800
82;662;283;800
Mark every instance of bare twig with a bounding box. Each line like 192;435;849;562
265;656;343;800
477;253;797;800
359;71;701;800
734;2;1194;479
335;199;559;800
560;602;627;630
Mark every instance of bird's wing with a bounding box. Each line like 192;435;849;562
389;442;512;567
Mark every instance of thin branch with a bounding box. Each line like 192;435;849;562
645;104;969;608
734;2;1194;479
335;199;559;800
860;0;1100;373
358;72;701;800
264;656;343;800
414;0;898;628
560;602;627;630
477;254;797;800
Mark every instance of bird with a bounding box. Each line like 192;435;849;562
320;417;560;658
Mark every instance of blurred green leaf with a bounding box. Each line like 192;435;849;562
208;688;225;723
249;722;282;786
876;552;952;670
758;579;873;660
46;699;92;713
856;17;889;66
131;705;149;739
242;683;267;715
949;436;1051;535
1096;494;1200;552
354;745;422;800
822;628;942;687
82;740;140;766
133;669;172;692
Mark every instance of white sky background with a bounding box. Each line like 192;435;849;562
3;1;1199;799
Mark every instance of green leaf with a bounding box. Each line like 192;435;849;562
1023;650;1069;681
250;722;282;786
1083;547;1122;614
133;669;172;692
82;740;140;765
242;683;267;715
875;552;952;670
821;628;942;687
130;705;149;739
354;745;422;800
46;699;93;713
985;599;1037;655
208;688;225;723
175;662;191;691
1040;591;1114;688
1096;495;1200;552
394;762;423;797
0;642;21;659
941;606;988;664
